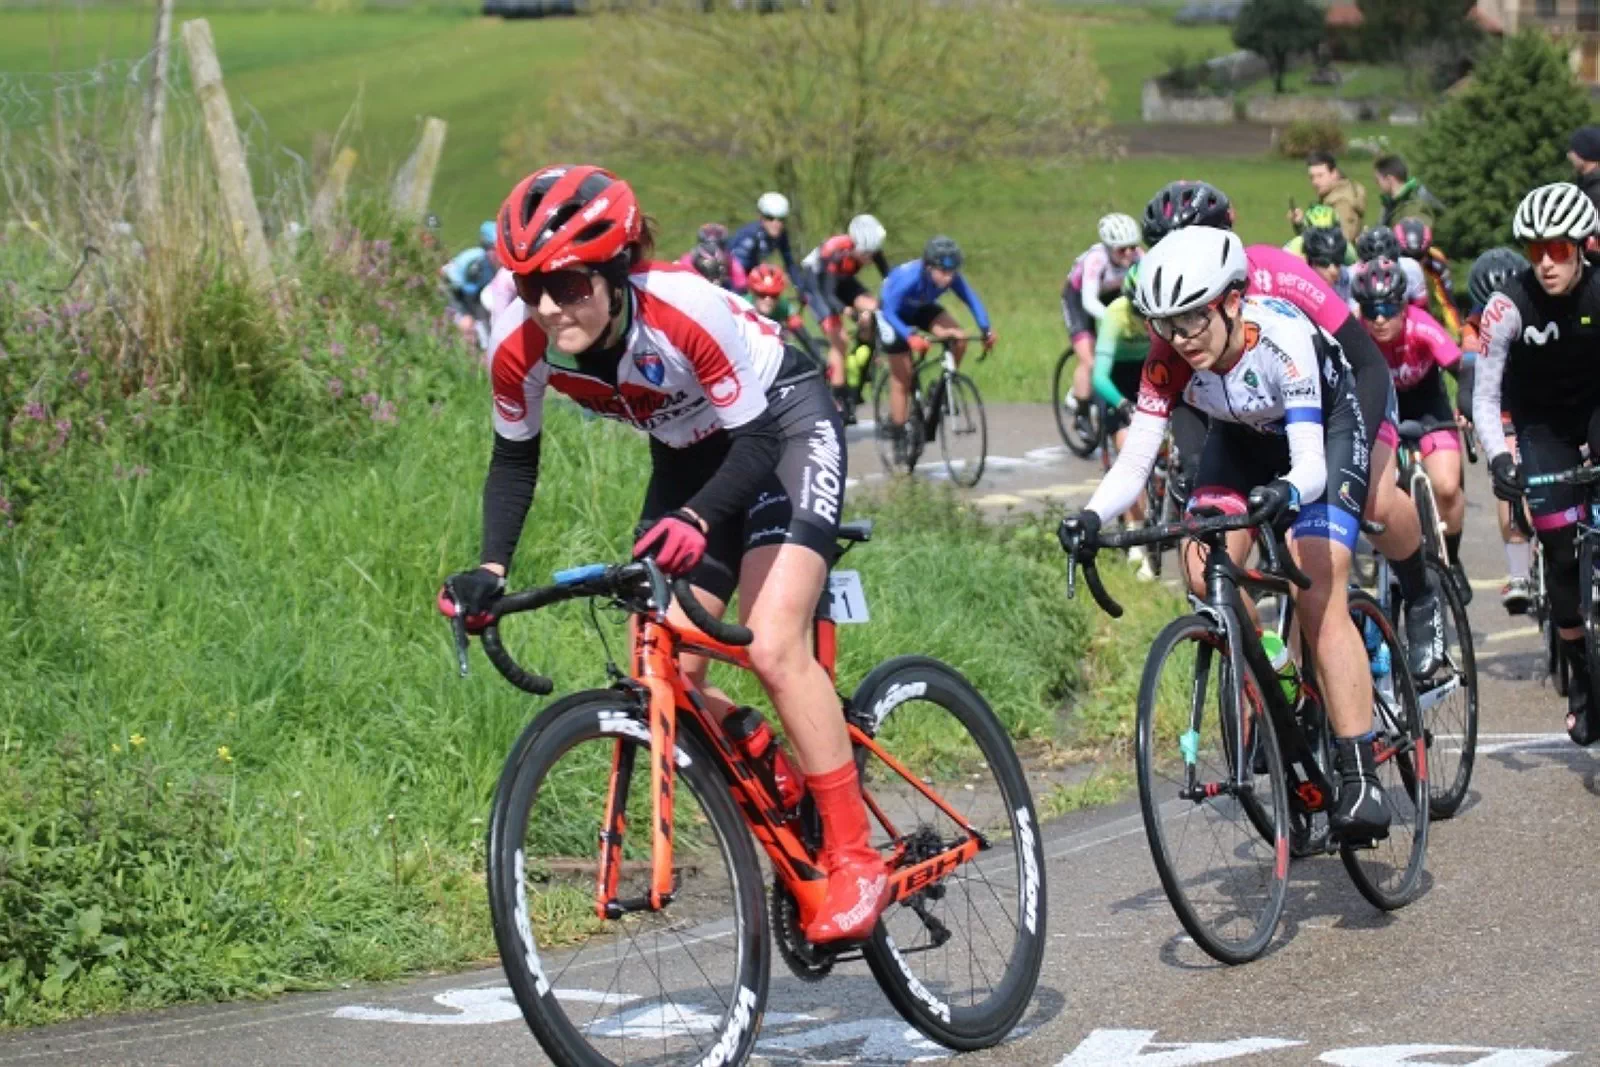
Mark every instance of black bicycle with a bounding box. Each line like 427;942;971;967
1511;491;1566;696
1522;464;1600;708
1373;418;1478;819
873;333;988;486
1067;509;1428;964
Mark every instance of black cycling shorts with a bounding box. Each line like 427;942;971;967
1187;366;1370;551
639;357;844;602
1393;368;1460;455
878;304;946;354
1511;405;1600;534
1062;284;1093;341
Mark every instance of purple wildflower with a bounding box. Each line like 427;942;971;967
328;377;345;399
360;392;380;410
372;400;397;425
329;342;346;358
22;402;45;421
72;369;91;387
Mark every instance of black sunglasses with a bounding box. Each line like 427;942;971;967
515;269;597;308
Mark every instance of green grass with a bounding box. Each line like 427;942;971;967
1071;9;1236;123
1240;62;1418;101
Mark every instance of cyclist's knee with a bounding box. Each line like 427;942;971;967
747;629;811;688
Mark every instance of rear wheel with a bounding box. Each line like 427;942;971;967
1535;543;1568;695
1135;616;1289;965
1420;556;1477;819
1341;593;1430;910
1582;532;1600;704
873;362;922;475
486;692;770;1067
935;372;987;488
1051;348;1101;458
851;657;1046;1050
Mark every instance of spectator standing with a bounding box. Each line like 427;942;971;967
1374;154;1444;227
1288;151;1367;242
1568;125;1600;215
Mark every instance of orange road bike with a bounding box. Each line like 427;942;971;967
448;520;1045;1067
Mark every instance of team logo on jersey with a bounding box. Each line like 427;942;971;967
633;349;666;386
1146;360;1171;388
1339;480;1360;513
494;393;526;422
1253;267;1273;292
1242;322;1261;350
708;374;742;408
1243;369;1259;388
1523;322;1560;345
1258;296;1299;319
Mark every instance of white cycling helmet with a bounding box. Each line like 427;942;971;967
757;192;790;220
1513;182;1598;242
1098;212;1141;250
847;213;886;254
1133;225;1247;318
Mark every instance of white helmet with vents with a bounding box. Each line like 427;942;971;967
848;214;886;254
1097;212;1141;250
757;192;790;220
1513;182;1598;242
1133;226;1247;318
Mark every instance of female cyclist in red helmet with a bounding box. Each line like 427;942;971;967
439;164;885;943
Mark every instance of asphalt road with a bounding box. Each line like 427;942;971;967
3;405;1595;1067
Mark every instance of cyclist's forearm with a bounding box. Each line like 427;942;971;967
1283;421;1327;505
1091;344;1124;407
481;433;543;569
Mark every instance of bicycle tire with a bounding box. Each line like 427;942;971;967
1143;468;1177;579
852;657;1046;1050
936;372;987;488
1535;543;1568;695
1051;348;1101;458
1136;615;1290;965
1420;555;1477;819
871;362;918;475
1341;591;1429;911
1413;472;1444;563
486;691;770;1067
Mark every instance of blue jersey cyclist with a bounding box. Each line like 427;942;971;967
876;236;997;461
1059;226;1391;844
727;191;799;286
441;221;501;332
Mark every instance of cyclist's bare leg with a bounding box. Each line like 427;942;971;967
737;544;851;773
1180;528;1261;629
822;316;847;389
657;587;737;721
740;542;888;941
1421;446;1465;540
1288;536;1372;737
888;353;914;425
1071;333;1095;403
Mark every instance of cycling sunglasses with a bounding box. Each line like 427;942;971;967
1148;302;1217;342
1359;300;1403;321
1306;256;1338;269
1525;239;1577;265
515;269;597;308
926;256;960;271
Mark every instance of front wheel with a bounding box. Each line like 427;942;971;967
1419;556;1478;819
872;362;923;475
486;691;770;1067
851;657;1046;1050
1136;615;1290;965
935;372;987;488
1051;347;1101;457
1582;532;1600;708
1341;592;1429;910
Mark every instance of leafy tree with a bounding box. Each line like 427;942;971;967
1357;0;1479;86
512;0;1108;242
1232;0;1325;93
1415;30;1592;258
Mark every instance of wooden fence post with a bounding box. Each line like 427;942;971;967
311;146;359;241
136;0;175;227
390;117;447;223
181;18;273;290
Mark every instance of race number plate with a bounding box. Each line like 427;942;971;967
827;570;870;624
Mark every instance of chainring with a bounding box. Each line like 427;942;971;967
771;883;833;982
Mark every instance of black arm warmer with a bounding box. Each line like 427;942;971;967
872;251;891;278
682;408;784;529
1333;317;1391;448
480;433;542;569
1454;358;1475;418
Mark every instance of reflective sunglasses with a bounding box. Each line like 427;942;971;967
1359;300;1403;321
1525;239;1577;265
1148;303;1217;342
515;269;597;308
1306;256;1338;269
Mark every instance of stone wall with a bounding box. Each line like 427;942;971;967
1142;77;1402;124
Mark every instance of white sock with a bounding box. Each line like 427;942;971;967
1504;541;1531;581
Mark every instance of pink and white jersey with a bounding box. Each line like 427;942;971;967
488;263;786;448
1068;243;1139;298
1372;305;1461;391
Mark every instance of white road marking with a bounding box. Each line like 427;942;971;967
1057;1029;1304;1065
1483;626;1542;644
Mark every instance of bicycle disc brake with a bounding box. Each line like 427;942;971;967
771;883;834;982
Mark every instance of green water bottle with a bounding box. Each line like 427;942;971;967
1260;630;1300;708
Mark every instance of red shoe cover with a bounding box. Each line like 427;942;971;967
802;761;889;943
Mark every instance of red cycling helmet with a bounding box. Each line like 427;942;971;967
748;264;787;297
1392;218;1432;258
497;164;641;274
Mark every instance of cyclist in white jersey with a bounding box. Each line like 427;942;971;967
1059;227;1390;841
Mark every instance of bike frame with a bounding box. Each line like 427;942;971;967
595;594;985;925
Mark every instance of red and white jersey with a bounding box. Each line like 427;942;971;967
488;263;787;448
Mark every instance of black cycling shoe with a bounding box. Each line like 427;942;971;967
1564;641;1600;745
1330;736;1391;845
1403;583;1445;678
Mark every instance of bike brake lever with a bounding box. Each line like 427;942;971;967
447;597;470;678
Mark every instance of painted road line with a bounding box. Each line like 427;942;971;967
972;493;1026;508
1483;625;1542;644
1469;577;1506;590
1018;482;1101;498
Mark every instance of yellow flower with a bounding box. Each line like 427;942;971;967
111;743;122;754
129;733;146;749
217;746;234;764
